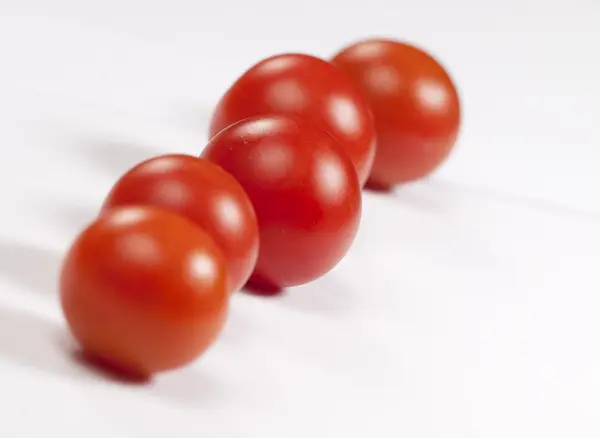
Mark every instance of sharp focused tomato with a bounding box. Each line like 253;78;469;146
332;39;461;189
209;53;376;186
101;154;259;294
202;115;361;291
60;206;229;377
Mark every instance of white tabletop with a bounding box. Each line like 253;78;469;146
0;1;599;437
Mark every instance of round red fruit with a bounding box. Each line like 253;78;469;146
60;206;229;377
202;115;361;291
102;154;259;294
332;39;461;189
209;53;376;186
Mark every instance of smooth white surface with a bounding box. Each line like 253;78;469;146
0;2;599;437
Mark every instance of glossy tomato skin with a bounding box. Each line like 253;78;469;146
60;206;229;377
101;154;259;294
202;115;361;291
209;53;376;186
332;39;461;189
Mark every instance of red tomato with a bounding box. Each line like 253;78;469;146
332;39;461;189
101;154;259;294
209;53;376;186
202;115;361;291
60;206;229;377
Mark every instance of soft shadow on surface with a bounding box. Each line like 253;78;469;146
40;201;98;237
385;183;454;215
428;179;600;223
0;308;87;380
0;306;155;385
71;338;224;404
77;139;165;177
0;241;61;296
0;305;226;403
240;274;359;315
151;366;226;405
0;239;227;404
169;103;213;139
361;178;451;216
275;274;360;316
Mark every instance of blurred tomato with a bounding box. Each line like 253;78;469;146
209;53;376;186
60;206;228;377
102;154;259;293
332;39;461;189
203;115;361;291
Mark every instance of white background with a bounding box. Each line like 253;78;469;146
0;1;599;437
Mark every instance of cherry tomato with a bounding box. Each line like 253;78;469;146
202;115;361;291
209;53;376;186
101;154;259;294
332;39;461;189
60;206;229;377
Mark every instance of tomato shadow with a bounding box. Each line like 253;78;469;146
364;180;394;193
73;347;226;404
275;274;361;316
387;184;455;215
427;179;600;224
169;102;213;140
0;307;94;381
36;200;98;238
149;365;228;406
0;304;229;405
242;280;285;298
52;203;98;232
238;273;360;316
0;238;229;404
72;350;152;384
227;294;393;387
361;176;460;217
0;240;61;296
76;139;165;178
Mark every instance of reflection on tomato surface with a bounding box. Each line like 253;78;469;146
209;53;376;186
203;115;361;292
332;39;461;189
102;154;259;294
60;206;229;377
